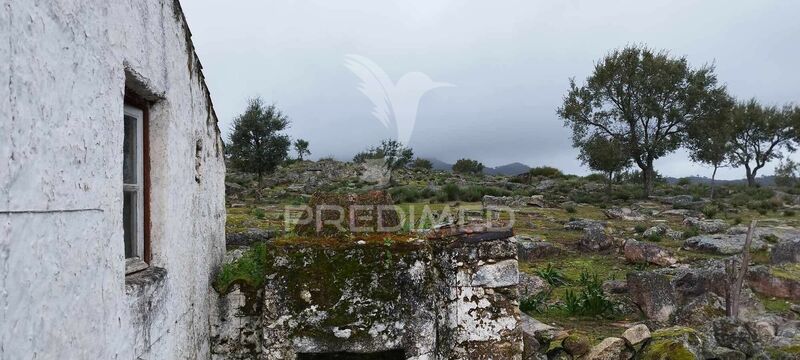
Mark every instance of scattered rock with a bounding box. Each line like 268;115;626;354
683;217;730;233
521;313;559;346
747;265;800;301
771;238;800;264
564;218;606;231
226;228;275;247
673;292;725;327
623;239;677;266
683;234;766;255
604;207;646;221
535;179;556;191
712;318;760;357
579;226;614;251
659;208;702;218
627;271;677;323
602;280;628;294
562;333;591;357
521;318;542;359
584;337;628;360
639;326;706;360
621;324;651;347
359;158;391;186
483;195;546;209
659;194;695;207
643;224;683;240
752;321;776;343
519;273;550;298
709;347;746;360
517;238;561;261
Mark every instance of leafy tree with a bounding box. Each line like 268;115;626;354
528;166;564;178
685;92;735;198
452;158;484;175
293;139;310;161
353;139;414;171
558;45;728;196
578;135;631;185
412;158;433;170
353;139;413;185
729;100;796;187
227;97;291;180
775;159;799;187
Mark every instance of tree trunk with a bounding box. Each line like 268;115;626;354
726;220;756;319
711;165;718;199
643;159;654;197
745;164;756;187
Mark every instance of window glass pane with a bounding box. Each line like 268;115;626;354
123;115;137;184
123;190;136;258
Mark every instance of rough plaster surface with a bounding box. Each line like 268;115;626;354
0;0;226;358
211;235;522;360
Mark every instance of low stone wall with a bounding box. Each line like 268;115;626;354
211;229;522;360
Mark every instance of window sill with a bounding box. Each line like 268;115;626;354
125;257;149;275
125;266;167;296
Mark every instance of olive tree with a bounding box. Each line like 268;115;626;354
558;45;728;196
227;97;291;180
578;135;631;185
452;159;484;175
685;92;735;198
729;100;796;187
293;139;310;161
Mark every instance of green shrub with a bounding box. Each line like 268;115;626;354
214;243;268;293
677;178;691;186
701;204;719;218
733;217;743;225
529;166;564;178
535;264;569;287
564;205;577;214
520;291;551;314
683;227;700;239
645;232;662;242
584;173;608;182
784;210;796;217
251;207;267;220
561;272;614;317
634;224;647;233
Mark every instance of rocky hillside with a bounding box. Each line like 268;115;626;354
221;159;800;359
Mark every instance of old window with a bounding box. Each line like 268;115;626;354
123;104;148;274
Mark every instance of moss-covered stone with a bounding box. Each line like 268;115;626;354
640;326;705;360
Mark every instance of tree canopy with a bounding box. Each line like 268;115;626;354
294;139;310;161
452;158;484;175
578;135;631;183
353;139;414;171
558;45;728;195
728;99;797;186
412;158;433;170
227;97;291;179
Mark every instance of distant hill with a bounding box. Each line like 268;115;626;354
425;159;531;176
484;162;531;176
428;158;454;172
663;175;775;186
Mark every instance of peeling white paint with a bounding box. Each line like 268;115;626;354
1;1;225;359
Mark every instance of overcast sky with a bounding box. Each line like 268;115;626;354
182;0;800;180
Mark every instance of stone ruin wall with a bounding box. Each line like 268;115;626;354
211;230;523;360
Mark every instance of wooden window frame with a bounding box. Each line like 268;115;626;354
124;94;151;274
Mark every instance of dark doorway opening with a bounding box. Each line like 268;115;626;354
297;350;406;360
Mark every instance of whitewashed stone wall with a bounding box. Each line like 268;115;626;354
0;1;226;359
211;229;522;359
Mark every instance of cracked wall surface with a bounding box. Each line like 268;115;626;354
0;0;225;358
211;231;523;360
